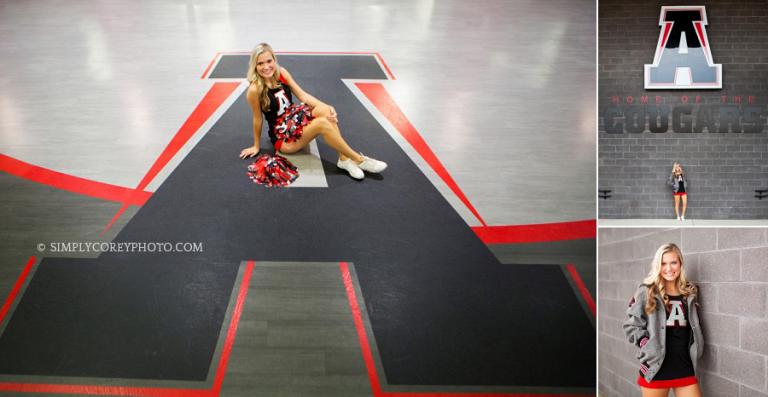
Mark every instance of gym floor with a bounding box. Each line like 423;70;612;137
0;1;597;396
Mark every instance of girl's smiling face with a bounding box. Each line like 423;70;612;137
256;51;277;79
660;251;681;283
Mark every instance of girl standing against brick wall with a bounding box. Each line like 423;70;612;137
624;243;704;397
667;162;689;221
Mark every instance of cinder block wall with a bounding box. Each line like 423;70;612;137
598;0;768;219
598;228;768;397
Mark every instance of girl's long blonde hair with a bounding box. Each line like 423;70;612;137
247;43;282;112
673;162;683;177
642;243;697;315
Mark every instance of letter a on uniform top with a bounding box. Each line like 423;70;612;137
666;301;688;327
274;90;290;115
645;6;722;89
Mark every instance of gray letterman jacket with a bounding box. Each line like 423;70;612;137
623;284;704;383
667;173;689;193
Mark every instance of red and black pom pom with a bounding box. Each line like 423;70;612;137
247;153;299;187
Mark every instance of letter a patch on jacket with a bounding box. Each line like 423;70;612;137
645;6;722;89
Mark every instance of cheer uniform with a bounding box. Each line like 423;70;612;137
246;72;314;187
262;74;314;152
637;295;697;388
674;175;686;197
668;171;688;197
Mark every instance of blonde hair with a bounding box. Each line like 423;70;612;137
247;43;282;112
642;243;697;315
673;162;683;176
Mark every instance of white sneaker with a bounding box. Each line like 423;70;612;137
681;215;685;221
357;154;387;173
337;158;364;180
677;216;681;221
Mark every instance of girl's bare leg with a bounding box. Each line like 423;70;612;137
673;383;702;397
674;195;681;218
310;106;352;161
641;386;671;397
681;195;688;218
279;116;363;162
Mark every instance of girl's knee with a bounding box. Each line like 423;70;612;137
312;107;329;119
312;116;332;130
278;143;298;154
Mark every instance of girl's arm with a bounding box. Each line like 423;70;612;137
623;287;650;347
240;85;263;159
280;68;337;121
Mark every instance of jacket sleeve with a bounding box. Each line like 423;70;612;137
623;287;650;347
692;295;704;359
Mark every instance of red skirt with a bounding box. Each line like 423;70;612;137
638;375;698;389
674;192;687;196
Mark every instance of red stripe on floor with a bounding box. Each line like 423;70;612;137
340;261;383;395
134;82;241;192
340;262;593;397
100;205;131;237
102;81;241;233
356;82;487;227
471;220;595;244
0;260;254;396
566;263;596;316
0;383;211;397
0;154;151;206
374;52;396;80
0;256;36;328
201;52;222;79
4;83;240;234
211;260;254;395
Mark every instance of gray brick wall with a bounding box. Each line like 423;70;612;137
598;0;768;219
599;228;768;397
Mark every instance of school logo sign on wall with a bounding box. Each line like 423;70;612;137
645;6;722;89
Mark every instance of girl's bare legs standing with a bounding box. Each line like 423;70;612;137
673;384;702;397
681;195;688;219
674;195;681;219
641;387;670;397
